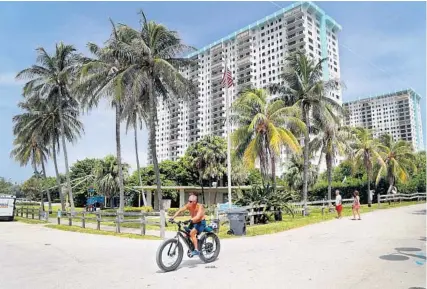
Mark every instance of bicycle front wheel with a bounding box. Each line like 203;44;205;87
156;238;183;272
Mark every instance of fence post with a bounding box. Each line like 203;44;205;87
81;212;86;229
31;208;34;219
96;212;101;230
140;212;146;236
377;194;381;208
57;210;61;225
68;213;72;226
38;209;42;220
115;212;121;233
250;207;254;226
25;207;28;218
160;209;166;238
321;199;325;217
21;207;24;217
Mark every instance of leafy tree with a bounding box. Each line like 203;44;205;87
231;88;303;186
16;43;83;212
70;158;101;206
377;134;417;193
0;177;13;195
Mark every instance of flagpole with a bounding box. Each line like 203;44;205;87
224;55;232;210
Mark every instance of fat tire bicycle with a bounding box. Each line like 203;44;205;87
156;219;220;272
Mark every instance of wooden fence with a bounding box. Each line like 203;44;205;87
377;192;426;207
15;207;48;221
15;207;166;237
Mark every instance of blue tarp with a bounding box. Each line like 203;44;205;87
87;196;104;205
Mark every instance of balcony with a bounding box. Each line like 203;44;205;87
237;64;252;74
237;54;251;65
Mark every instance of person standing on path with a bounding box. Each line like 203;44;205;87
335;190;343;219
352;190;361;220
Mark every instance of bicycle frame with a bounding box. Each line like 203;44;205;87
175;224;195;251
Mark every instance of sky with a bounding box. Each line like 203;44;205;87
0;1;425;183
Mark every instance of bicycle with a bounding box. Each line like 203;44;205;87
156;219;221;272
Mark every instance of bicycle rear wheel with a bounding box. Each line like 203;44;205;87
199;233;220;263
156;238;183;272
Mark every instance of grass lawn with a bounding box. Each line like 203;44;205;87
15;216;48;225
217;201;423;239
44;224;161;240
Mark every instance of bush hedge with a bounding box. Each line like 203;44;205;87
103;206;153;213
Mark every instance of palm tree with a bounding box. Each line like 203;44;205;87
122;93;148;207
13;97;83;211
185;135;227;204
283;154;318;193
113;13;196;217
231;88;304;186
76;20;135;213
94;155;130;207
352;127;386;206
10;132;48;211
310;112;354;206
377;134;417;193
16;43;82;212
271;51;343;213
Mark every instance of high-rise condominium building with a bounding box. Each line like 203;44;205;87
343;89;424;151
148;1;342;164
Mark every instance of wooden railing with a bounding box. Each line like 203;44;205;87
15;207;167;237
377;192;426;207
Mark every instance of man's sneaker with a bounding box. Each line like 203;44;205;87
191;250;200;256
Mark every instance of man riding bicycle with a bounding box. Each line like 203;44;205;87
170;193;206;256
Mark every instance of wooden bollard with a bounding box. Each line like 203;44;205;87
116;213;121;233
96;212;101;230
81;212;86;229
140;213;146;236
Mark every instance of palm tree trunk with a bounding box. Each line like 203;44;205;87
134;118;147;207
387;174;394;194
57;90;75;212
41;159;52;213
271;153;276;191
148;74;165;238
52;139;65;211
326;152;333;206
367;166;372;207
302;106;310;215
115;102;125;213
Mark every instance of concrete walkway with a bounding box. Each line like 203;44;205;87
1;204;425;289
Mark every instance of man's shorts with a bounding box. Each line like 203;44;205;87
188;219;207;234
336;204;343;213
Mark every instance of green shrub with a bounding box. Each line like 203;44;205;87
167;208;190;217
103;206;153;213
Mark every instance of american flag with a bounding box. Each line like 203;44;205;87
221;66;234;88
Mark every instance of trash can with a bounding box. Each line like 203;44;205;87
226;208;248;236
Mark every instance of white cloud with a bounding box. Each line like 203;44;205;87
0;72;25;87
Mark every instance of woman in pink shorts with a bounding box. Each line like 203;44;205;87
352;190;361;220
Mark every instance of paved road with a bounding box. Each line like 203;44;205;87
1;204;425;289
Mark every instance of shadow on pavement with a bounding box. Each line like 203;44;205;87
420;237;426;242
156;258;220;273
379;254;410;261
411;210;426;215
